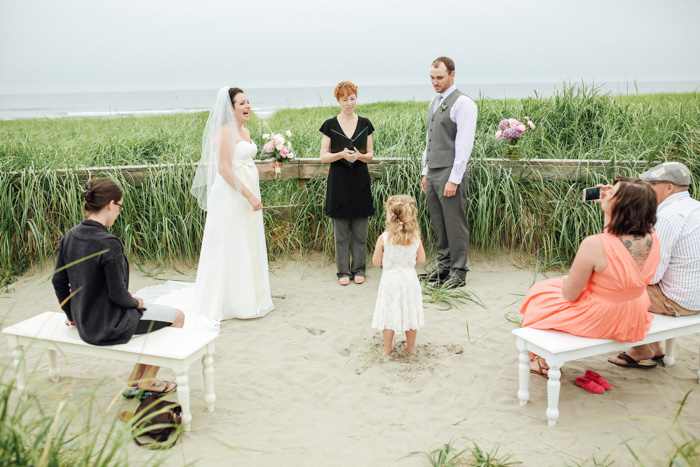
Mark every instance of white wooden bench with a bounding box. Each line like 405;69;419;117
2;311;217;432
513;313;700;426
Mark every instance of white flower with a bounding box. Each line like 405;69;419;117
286;141;292;149
262;134;270;139
285;130;292;137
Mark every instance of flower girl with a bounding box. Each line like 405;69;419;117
372;195;426;356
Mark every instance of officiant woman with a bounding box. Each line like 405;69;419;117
319;81;375;286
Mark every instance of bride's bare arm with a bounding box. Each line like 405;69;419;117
257;161;280;173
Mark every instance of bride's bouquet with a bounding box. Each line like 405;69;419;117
261;131;295;177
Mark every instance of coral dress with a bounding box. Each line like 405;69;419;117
520;232;660;343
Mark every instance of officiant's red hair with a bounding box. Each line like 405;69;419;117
334;81;358;99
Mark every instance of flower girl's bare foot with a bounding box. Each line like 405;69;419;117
405;345;416;355
381;347;393;357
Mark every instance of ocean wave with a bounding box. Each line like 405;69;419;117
65;108;209;118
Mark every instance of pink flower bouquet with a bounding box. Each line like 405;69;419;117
495;117;536;143
261;130;295;177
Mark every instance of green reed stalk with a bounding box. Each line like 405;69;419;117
1;84;698;279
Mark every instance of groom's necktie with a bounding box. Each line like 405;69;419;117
433;95;443;115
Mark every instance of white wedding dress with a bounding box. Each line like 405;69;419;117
134;141;273;331
191;140;274;320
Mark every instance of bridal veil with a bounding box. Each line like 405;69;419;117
191;86;244;210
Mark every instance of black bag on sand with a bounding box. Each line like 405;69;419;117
125;393;182;448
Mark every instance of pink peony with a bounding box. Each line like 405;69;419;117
498;120;510;131
508;118;519;126
527;120;536;130
517;124;527;133
263;141;274;151
279;146;289;157
495;130;504;140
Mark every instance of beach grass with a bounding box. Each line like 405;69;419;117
3;84;699;169
410;438;521;466
0;367;173;466
411;391;700;466
1;84;699;280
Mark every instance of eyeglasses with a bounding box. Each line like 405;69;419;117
114;201;124;210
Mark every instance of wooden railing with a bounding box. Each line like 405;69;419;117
8;157;651;185
6;157;651;219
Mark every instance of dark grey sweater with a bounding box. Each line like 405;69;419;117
52;220;142;346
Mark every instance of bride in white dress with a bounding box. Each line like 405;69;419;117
190;86;279;321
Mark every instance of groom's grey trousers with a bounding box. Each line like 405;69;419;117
425;166;470;280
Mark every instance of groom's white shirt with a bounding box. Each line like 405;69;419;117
421;84;478;184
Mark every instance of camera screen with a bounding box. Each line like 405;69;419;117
583;187;601;202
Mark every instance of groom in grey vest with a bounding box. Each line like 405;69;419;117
420;57;478;288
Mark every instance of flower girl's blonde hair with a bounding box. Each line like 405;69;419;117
385;194;420;246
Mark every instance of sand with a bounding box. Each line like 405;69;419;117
1;252;699;466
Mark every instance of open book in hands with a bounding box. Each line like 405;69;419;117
330;127;369;169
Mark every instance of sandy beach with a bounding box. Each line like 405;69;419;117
2;252;699;466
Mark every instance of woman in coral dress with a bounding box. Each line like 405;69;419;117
520;178;660;375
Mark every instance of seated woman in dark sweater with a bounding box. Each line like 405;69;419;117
52;178;185;393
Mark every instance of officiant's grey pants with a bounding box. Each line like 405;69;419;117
425;166;470;280
333;217;369;279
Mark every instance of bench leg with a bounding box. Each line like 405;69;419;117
202;352;216;412
664;338;677;368
11;345;27;400
176;372;192;432
47;349;60;383
546;366;561;427
517;350;530;406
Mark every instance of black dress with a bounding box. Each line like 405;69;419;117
319;116;375;219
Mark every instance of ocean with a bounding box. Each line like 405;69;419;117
1;81;698;121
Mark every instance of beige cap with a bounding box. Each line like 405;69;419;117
639;162;692;186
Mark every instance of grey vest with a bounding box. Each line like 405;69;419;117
425;89;464;169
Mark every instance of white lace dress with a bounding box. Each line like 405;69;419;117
372;232;424;332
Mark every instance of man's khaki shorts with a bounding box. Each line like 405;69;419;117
647;284;699;317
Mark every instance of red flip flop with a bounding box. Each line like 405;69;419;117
585;370;612;390
575;377;605;394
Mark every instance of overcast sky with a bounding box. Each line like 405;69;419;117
1;0;699;94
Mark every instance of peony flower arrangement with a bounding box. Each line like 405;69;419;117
261;130;295;176
495;117;536;143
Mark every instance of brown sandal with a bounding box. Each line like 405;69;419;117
530;356;549;378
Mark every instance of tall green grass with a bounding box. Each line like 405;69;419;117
1;84;699;278
0;367;173;466
3;84;699;169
